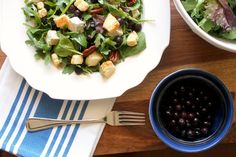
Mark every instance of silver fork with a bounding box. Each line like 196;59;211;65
26;111;146;132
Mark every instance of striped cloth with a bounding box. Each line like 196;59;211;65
0;59;115;157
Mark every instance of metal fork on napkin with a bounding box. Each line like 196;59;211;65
26;111;146;132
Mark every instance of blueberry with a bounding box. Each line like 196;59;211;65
203;121;211;127
173;98;178;103
195;97;200;102
196;112;200;117
126;21;134;29
181;111;187;118
178;118;185;126
207;115;212;120
180;86;185;92
175;104;182;111
187;113;194;119
170;119;176;126
89;21;96;28
74;10;81;17
185;120;191;128
193;118;199;125
68;5;77;13
168;105;173;110
207;102;212;108
191;105;196;111
41;17;48;25
75;67;83;75
199;91;204;95
181;130;186;137
174;112;179;119
187;130;194;139
201;127;208;135
188;92;193;97
186;100;191;106
195;130;201;137
87;34;93;43
117;17;124;25
203;96;208;101
186;122;191;128
166;110;172;117
134;23;142;32
202;107;207;114
114;36;123;46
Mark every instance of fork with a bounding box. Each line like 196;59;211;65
26;111;146;132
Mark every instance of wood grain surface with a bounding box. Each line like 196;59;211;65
94;1;236;156
1;1;236;157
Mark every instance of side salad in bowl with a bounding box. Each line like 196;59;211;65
23;0;146;78
181;0;236;40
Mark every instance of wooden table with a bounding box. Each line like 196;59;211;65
1;1;236;156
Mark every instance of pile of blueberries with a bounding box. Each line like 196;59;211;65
160;83;216;141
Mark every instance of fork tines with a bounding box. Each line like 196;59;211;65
119;111;145;116
118;111;146;126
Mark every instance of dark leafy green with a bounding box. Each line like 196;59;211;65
63;64;76;74
26;29;51;52
120;32;146;58
222;28;236;39
103;2;142;24
23;4;41;25
54;35;81;57
56;0;71;12
95;33;105;47
129;0;141;11
71;33;88;48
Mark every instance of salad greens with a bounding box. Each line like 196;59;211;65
120;32;146;58
23;0;146;78
181;0;236;40
54;34;82;57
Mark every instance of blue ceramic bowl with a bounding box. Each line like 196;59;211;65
149;69;234;153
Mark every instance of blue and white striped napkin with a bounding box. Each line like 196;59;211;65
0;59;115;157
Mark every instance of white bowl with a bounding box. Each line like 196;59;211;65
0;0;170;100
173;0;236;53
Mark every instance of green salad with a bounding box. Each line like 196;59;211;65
181;0;236;40
23;0;146;78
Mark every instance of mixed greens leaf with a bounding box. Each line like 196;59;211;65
120;32;146;58
71;33;88;47
54;35;81;57
181;0;236;40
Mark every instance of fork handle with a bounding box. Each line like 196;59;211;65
26;117;105;132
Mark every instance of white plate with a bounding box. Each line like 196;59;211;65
173;0;236;53
0;0;170;100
